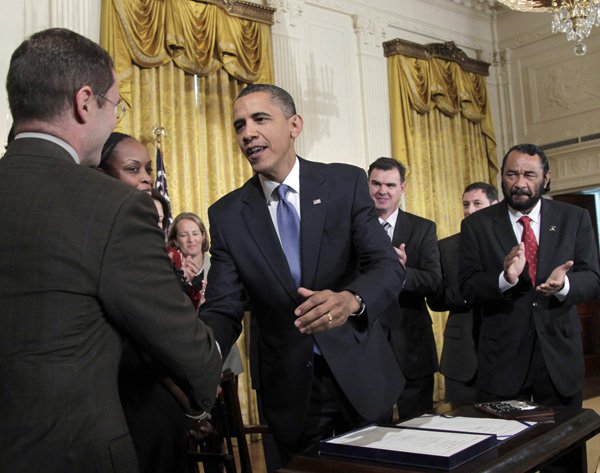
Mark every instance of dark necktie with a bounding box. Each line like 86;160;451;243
276;184;301;287
519;215;538;286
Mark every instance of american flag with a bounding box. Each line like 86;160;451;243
155;145;173;229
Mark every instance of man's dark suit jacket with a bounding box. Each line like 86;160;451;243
380;210;442;381
429;233;478;385
0;138;222;473
459;199;600;398
201;158;405;447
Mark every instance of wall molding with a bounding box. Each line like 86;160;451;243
548;141;600;194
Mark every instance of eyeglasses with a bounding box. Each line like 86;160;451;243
96;93;127;122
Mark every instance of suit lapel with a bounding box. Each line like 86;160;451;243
392;209;409;247
241;177;299;301
492;201;519;256
299;159;328;290
537;199;559;283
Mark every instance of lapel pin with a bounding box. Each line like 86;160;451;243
313;199;321;205
549;225;557;232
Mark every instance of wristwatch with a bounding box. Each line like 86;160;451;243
349;292;366;317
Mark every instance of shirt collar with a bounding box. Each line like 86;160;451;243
14;132;80;164
260;157;300;202
508;198;542;225
379;207;399;229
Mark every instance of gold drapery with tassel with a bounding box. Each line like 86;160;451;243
101;0;275;431
385;39;498;402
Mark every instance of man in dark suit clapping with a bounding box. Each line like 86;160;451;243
460;144;600;408
368;157;442;420
428;182;498;405
459;145;600;472
0;28;222;473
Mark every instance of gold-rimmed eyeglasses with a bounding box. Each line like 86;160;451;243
96;93;127;122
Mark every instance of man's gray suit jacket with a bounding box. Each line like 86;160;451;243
0;138;222;473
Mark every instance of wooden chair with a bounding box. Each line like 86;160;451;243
187;370;268;473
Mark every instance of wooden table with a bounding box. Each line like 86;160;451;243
279;404;600;473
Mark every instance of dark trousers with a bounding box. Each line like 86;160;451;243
444;375;478;406
479;337;585;473
396;374;434;421
255;391;282;473
276;355;392;467
478;337;582;409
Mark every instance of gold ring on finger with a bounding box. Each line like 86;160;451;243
326;312;333;324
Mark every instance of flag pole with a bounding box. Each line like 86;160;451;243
152;124;166;149
152;124;173;233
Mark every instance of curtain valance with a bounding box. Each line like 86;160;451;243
385;40;492;124
101;0;274;103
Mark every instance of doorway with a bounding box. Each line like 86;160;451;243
552;191;600;377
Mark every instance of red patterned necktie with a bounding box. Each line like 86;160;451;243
518;215;538;286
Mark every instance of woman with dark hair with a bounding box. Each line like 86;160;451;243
100;132;193;473
99;132;153;194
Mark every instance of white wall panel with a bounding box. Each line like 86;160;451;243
0;0;101;152
299;4;365;166
0;1;25;147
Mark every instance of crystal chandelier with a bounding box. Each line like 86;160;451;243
551;0;600;54
498;0;600;55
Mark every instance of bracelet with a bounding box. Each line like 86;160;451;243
185;411;209;422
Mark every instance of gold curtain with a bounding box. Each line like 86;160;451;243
101;0;275;428
386;42;498;402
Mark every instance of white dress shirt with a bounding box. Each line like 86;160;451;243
379;208;399;241
499;199;569;299
259;157;301;245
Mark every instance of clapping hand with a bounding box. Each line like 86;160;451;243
536;261;573;295
395;243;407;268
503;243;526;284
182;255;202;283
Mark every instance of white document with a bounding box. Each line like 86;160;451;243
398;414;531;440
326;425;492;457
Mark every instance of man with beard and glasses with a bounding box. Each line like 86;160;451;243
459;143;600;412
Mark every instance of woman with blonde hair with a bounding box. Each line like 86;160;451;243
167;212;209;310
168;212;243;375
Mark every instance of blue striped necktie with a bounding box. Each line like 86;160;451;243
276;184;301;287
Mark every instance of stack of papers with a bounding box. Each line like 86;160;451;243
398;414;532;440
319;415;536;469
